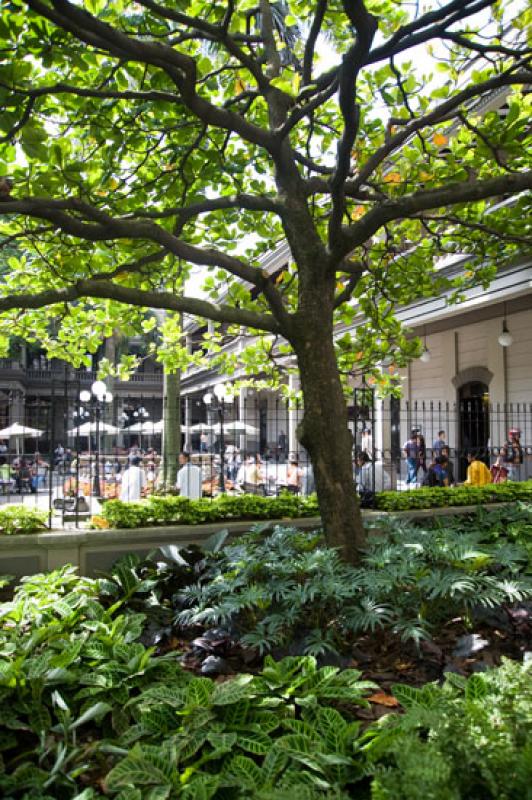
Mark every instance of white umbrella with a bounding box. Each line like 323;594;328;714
189;422;216;433
125;420;190;434
0;422;43;438
125;419;164;435
223;421;259;436
67;421;120;437
0;422;43;454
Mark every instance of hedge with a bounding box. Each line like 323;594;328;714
0;505;48;535
375;479;532;511
93;492;320;529
90;481;532;530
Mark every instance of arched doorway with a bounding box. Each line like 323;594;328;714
458;381;490;479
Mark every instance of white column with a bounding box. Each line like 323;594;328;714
238;387;248;452
184;395;192;449
287;374;300;458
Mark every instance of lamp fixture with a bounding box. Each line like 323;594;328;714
91;379;108;400
498;308;513;347
419;326;431;362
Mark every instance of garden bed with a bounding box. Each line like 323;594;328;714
1;503;531;799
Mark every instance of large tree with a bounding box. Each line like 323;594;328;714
0;0;530;561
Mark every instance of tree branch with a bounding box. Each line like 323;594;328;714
368;0;494;64
7;81;181;105
131;193;284;221
26;0;275;151
419;214;532;246
0;197;264;285
302;0;327;86
137;0;270;92
328;1;377;245
340;171;532;254
0;280;284;335
0;196;293;330
349;69;532;194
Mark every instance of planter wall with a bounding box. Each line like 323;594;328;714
0;517;321;578
0;502;512;578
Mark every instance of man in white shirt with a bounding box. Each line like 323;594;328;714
120;456;147;502
176;452;202;500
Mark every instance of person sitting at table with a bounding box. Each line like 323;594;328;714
14;458;34;494
286;458;303;494
244;454;266;495
31;454;49;491
464;450;492;486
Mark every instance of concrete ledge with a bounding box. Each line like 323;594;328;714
0;516;321;577
0;502;513;578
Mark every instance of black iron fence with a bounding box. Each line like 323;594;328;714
0;384;530;526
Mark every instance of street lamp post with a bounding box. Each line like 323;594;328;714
133;405;150;448
80;380;113;499
203;383;231;494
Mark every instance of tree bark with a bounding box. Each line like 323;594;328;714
293;286;365;565
162;368;180;487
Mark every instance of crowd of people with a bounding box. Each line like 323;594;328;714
351;427;527;506
1;427;527;505
0;453;50;494
119;448;309;501
401;427;525;488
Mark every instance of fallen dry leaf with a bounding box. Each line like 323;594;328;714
367;692;401;708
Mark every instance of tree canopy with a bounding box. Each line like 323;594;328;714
0;0;530;384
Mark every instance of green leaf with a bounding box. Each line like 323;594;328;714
71;701;112;729
105;745;176;789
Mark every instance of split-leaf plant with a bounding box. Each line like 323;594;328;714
174;516;532;656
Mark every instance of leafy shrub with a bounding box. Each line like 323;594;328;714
92;482;532;531
105;655;376;799
0;566;186;799
96;492;319;529
0;568;375;799
175;518;532;654
0;504;48;535
363;658;532;800
376;480;532;512
0;564;530;799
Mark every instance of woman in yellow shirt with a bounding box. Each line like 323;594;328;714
464;451;492;486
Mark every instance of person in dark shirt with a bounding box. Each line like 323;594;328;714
440;446;455;486
424;455;449;487
403;430;420;486
432;430;447;456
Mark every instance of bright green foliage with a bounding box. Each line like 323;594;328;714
0;1;529;389
92;482;532;531
105;657;376;799
375;480;532;511
0;548;531;797
0;566;186;799
364;659;532;800
96;492;319;529
174;516;532;653
0;504;47;535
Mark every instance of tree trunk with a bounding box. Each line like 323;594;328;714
294;291;365;565
162;368;180;487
